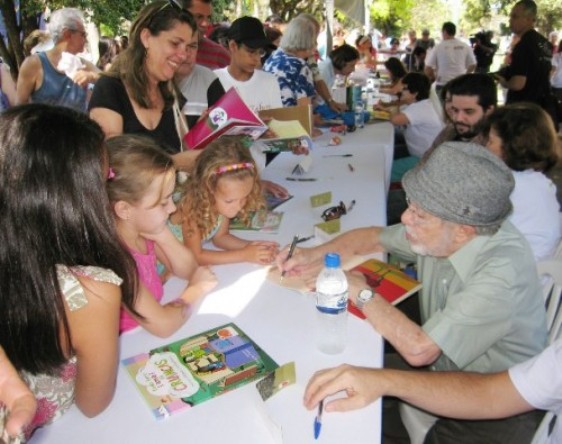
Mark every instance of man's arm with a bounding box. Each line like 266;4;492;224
303;365;533;420
424;66;436;82
277;227;386;279
348;273;441;367
496;74;526;91
315;78;347;113
15;55;40;105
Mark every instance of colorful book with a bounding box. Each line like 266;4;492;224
229;210;284;233
259;119;314;154
122;323;278;420
265;193;293;211
348;258;422;319
183;87;267;150
267;256;421;320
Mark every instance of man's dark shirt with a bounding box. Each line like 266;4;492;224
505;29;553;104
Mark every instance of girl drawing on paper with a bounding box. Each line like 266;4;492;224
172;136;279;265
106;134;217;337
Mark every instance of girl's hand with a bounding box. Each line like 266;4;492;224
0;346;37;438
181;266;218;304
243;242;279;265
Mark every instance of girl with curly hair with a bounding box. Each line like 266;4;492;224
106;134;217;337
173;136;279;265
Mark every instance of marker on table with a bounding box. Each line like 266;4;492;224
280;235;299;282
286;177;317;182
314;399;324;439
348;163;355;172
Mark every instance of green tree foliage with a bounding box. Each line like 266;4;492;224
462;0;562;35
268;0;323;22
0;0;145;78
370;0;415;38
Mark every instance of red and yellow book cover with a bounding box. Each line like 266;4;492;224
348;258;422;319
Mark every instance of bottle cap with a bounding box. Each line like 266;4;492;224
324;253;341;268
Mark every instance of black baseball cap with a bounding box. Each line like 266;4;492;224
227;16;270;48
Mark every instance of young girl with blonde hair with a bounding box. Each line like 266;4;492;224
172;136;279;265
106;134;217;337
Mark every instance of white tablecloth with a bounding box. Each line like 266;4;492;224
33;123;393;444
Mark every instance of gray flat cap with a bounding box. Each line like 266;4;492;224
402;142;514;226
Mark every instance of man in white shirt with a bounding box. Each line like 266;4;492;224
304;339;562;444
380;72;444;181
214;16;282;112
425;22;476;92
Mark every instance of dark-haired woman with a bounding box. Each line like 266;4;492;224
484;102;561;260
89;1;199;171
0;104;138;440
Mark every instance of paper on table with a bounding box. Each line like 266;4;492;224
266;255;367;293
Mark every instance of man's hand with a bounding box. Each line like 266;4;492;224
328;100;347;113
72;69;99;88
304;364;385;412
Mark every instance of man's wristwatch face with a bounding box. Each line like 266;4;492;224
357;288;374;310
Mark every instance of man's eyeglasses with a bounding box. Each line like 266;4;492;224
321;200;356;222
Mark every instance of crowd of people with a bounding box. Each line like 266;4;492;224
0;0;562;443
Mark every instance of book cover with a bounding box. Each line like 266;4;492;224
265;193;293;211
183;88;267;150
267;256;421;320
348;258;422;319
260;118;313;154
122;323;278;420
230;210;284;234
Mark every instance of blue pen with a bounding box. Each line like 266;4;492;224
314;399;324;439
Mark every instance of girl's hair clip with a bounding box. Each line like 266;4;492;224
215;162;254;175
107;167;116;180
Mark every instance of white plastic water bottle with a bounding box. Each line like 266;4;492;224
354;101;365;128
315;253;348;354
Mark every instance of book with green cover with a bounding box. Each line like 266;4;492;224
122;323;278;420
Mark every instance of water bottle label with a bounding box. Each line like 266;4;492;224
316;290;348;314
317;304;347;315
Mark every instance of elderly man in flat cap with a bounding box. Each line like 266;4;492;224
277;142;547;443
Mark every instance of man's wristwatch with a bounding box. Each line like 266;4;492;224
356;288;375;310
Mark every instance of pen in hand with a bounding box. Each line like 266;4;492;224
314;399;324;439
280;235;299;282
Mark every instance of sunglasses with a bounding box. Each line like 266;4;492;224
147;0;185;28
321;200;356;222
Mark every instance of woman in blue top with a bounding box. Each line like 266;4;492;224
263;17;317;107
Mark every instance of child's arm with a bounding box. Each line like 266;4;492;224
129;281;204;337
183;219;278;265
66;277;122;417
144;226;198;280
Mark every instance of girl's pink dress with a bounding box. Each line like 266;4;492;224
120;239;164;332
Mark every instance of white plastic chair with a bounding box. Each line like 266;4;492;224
530;257;562;443
537;259;562;343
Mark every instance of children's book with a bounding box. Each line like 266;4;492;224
122;323;278;420
265;193;293;211
229;210;284;234
347;258;422;319
183;87;267;150
258;105;314;153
